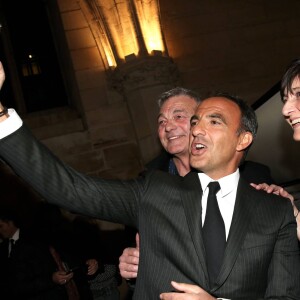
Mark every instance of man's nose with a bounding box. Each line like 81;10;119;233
191;122;205;136
165;119;176;131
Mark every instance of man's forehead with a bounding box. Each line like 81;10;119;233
197;97;234;111
194;97;241;122
196;104;223;113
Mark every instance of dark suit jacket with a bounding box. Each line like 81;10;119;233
0;125;299;300
0;230;67;300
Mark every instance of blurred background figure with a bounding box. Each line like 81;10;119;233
0;208;68;300
72;216;121;300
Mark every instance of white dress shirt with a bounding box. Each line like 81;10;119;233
199;171;239;300
198;170;239;240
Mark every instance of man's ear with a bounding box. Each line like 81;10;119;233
236;132;253;151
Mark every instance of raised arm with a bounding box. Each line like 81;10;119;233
0;60;139;227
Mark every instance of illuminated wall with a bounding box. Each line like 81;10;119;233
83;0;166;67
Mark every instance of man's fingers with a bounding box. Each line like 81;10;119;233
119;246;140;279
119;261;138;278
123;246;140;258
119;261;138;272
170;281;201;294
250;183;294;201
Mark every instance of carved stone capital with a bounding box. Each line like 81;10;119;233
108;55;180;93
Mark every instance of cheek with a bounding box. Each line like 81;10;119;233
216;136;236;152
282;103;289;116
180;123;191;135
158;128;165;140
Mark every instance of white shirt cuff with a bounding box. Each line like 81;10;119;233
0;109;23;139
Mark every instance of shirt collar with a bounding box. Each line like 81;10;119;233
198;169;240;197
11;228;20;242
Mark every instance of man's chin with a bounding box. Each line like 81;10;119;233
189;159;204;172
168;147;186;156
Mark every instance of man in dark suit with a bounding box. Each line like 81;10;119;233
0;62;299;299
0;210;68;300
119;87;277;283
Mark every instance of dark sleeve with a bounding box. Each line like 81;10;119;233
0;125;141;227
239;160;275;184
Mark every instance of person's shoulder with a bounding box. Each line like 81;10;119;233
144;168;180;181
145;151;170;172
239;176;290;206
240;160;274;184
240;160;272;173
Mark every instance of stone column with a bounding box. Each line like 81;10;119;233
109;54;180;164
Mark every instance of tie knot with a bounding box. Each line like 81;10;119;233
208;181;220;195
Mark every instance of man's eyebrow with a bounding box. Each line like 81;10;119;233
157;113;164;120
173;108;186;113
208;113;226;124
158;108;188;120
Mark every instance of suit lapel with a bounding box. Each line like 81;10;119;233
212;178;258;290
181;172;209;281
2;239;9;258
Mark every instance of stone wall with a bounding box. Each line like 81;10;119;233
18;0;300;180
39;0;300;181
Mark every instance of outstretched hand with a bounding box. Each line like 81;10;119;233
250;183;294;201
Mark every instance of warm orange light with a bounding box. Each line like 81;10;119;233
101;34;117;67
134;0;165;54
100;0;139;59
90;0;165;66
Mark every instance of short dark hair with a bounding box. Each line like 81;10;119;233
203;92;258;139
280;58;300;101
158;87;201;108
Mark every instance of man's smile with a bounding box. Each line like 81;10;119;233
167;135;184;141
